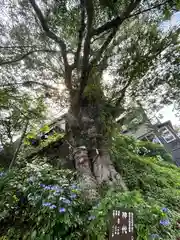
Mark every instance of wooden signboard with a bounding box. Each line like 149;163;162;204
109;209;135;240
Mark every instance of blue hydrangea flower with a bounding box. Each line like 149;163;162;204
59;197;66;201
0;172;5;177
32;140;36;145
160;219;170;226
51;186;63;194
88;215;96;221
71;184;77;189
162;207;168;213
42;202;51;207
53;191;60;196
49;204;57;209
70;184;80;191
44;186;51;190
151;233;160;239
70;194;77;199
59;207;66;213
40;183;46;188
56;188;64;193
50;185;59;191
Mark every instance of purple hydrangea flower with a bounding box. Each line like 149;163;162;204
151;234;160;239
88;215;96;221
59;207;66;213
49;204;57;209
70;194;77;199
162;207;168;213
159;219;170;226
32;140;36;145
42;202;51;207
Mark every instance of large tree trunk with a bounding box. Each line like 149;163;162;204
65;99;127;197
93;150;127;190
73;146;99;199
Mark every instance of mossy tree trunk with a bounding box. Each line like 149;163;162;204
65;95;127;197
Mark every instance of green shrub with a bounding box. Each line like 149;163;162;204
0;162;96;240
110;134;180;239
136;141;172;163
0;134;180;239
87;190;180;240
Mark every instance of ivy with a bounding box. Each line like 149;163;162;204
83;83;103;103
40;124;50;134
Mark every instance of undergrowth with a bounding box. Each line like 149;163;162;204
0;134;179;239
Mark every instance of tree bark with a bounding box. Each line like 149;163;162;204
93;150;127;190
65;102;127;197
9;120;29;170
73;146;99;199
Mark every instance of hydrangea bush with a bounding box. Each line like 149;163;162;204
0;134;180;239
0;162;97;239
111;134;180;239
87;190;180;240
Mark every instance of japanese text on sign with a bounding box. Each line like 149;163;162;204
109;208;135;240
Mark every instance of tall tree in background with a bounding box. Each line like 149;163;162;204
0;84;46;167
0;0;179;194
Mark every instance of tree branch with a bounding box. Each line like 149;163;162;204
128;0;169;19
92;0;141;36
113;27;176;112
79;0;94;95
74;0;85;69
0;49;58;66
77;0;142;96
0;81;57;90
92;0;169;36
90;28;117;69
28;0;72;90
114;78;133;109
22;81;58;90
91;31;109;44
0;45;43;49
